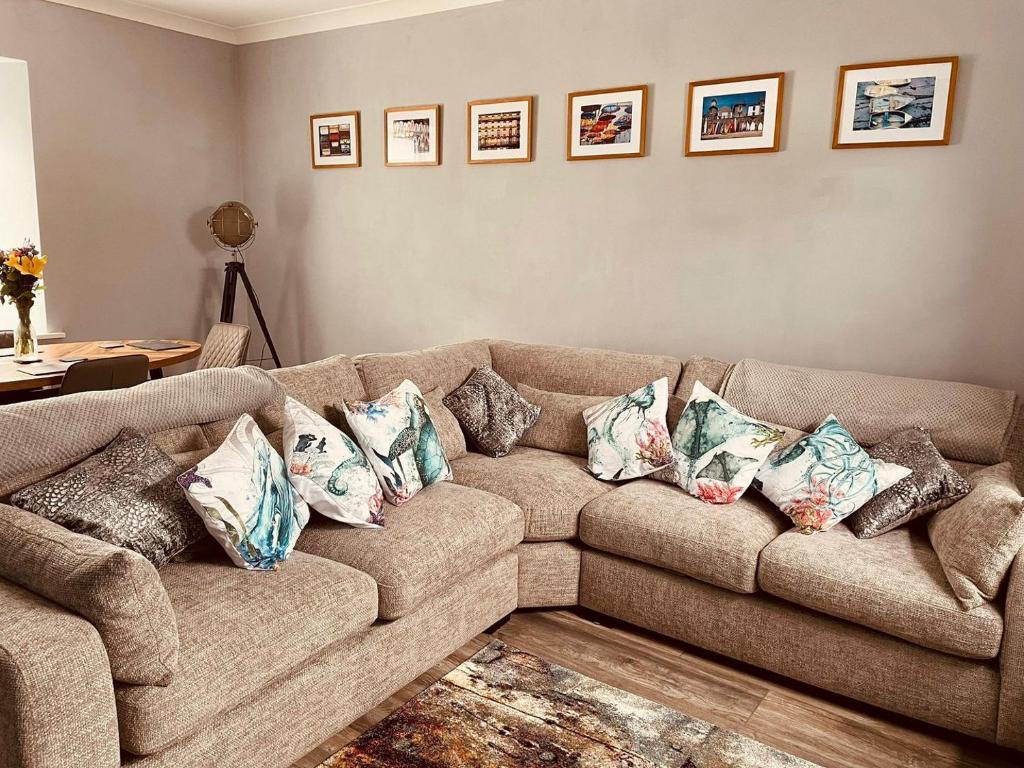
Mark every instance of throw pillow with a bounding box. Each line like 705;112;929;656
753;415;912;534
847;427;970;539
443;366;541;458
928;462;1024;609
342;379;453;505
177;414;310;570
582;378;674;481
11;427;205;567
283;397;384;527
0;501;179;686
516;384;609;456
422;386;468;461
651;382;785;504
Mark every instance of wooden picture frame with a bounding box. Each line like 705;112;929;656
684;73;785;157
385;104;442;167
310;111;361;169
566;85;648;161
832;56;958;149
467;96;534;165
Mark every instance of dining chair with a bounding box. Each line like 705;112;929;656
0;330;13;348
59;355;150;396
195;323;251;369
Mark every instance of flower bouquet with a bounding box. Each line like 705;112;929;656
0;242;47;360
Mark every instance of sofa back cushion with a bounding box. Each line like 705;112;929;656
516;385;608;457
721;359;1018;466
0;502;179;686
354;341;491;461
0;366;283;498
490;340;682;396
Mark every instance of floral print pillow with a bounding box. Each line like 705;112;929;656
583;378;674;481
652;382;785;504
753;415;912;534
178;415;310;571
342;380;453;505
284;397;384;528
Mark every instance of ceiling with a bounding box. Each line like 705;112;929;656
45;0;504;44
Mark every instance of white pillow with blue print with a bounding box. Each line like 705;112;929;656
582;378;674;481
754;414;912;534
177;414;309;570
284;397;384;527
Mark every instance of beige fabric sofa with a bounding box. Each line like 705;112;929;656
1;339;1022;768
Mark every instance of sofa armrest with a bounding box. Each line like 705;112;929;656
999;550;1024;749
0;578;119;768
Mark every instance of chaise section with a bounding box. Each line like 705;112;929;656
759;525;1003;660
451;446;611;541
115;551;378;756
297;482;523;619
580;550;1001;741
580;479;789;593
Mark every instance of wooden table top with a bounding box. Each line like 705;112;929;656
0;340;202;393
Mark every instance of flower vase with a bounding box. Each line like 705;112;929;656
13;299;40;362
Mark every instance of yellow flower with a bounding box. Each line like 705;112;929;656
4;253;46;279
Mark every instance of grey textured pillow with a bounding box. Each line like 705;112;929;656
847;427;970;539
11;427;205;566
443;367;540;458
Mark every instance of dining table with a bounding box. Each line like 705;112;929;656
0;339;202;399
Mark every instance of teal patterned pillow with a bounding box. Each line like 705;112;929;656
342;380;452;505
582;378;673;481
753;415;912;534
653;382;785;504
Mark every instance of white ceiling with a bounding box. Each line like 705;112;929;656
46;0;504;44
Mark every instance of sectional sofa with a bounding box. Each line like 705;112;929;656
0;338;1022;768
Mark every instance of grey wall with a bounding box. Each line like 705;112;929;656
0;0;240;345
237;0;1024;394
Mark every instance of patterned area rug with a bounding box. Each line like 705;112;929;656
319;640;820;767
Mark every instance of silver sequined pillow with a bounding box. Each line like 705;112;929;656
443;367;541;458
11;428;205;566
847;427;970;539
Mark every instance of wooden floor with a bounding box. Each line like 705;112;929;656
293;609;1021;768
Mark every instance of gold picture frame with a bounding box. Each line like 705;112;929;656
566;85;648;161
467;96;534;165
684;73;784;157
385;104;442;167
310;110;361;169
832;56;958;149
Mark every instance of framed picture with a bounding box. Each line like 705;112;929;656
310;111;361;169
566;85;647;161
685;73;784;157
385;104;441;166
832;56;958;149
467;96;533;164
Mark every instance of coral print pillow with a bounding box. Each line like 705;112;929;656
653;382;785;504
583;378;674;481
177;414;310;570
342;380;453;505
753;415;911;534
283;397;384;528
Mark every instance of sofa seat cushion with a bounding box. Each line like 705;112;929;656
115;550;377;755
758;525;1003;660
451;446;611;541
297;482;524;619
579;479;789;593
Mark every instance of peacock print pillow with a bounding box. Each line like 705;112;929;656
284;397;384;528
342;380;453;505
652;382;785;504
753;415;912;534
177;414;310;570
582;378;674;481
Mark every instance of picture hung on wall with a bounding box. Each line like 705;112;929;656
832;56;958;149
467;96;534;164
566;85;648;161
685;72;784;157
385;104;441;166
310;111;361;169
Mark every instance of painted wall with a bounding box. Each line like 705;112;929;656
237;0;1024;394
0;0;240;346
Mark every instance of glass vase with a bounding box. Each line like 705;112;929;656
13;299;39;362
